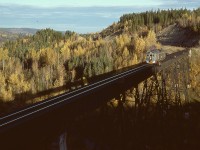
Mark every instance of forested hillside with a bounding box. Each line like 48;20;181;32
0;28;158;103
101;8;200;37
0;8;199;109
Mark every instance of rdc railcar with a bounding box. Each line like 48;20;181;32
145;49;166;64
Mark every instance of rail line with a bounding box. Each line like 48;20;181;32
0;64;152;128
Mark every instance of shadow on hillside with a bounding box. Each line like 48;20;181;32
0;84;69;117
157;24;200;47
67;100;200;150
0;63;145;117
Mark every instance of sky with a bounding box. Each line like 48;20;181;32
0;0;199;7
0;0;200;33
0;0;165;7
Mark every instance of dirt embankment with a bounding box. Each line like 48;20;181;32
157;24;200;101
157;24;200;48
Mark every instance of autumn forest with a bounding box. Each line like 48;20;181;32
0;8;200;112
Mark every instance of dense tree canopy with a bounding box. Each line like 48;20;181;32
120;8;200;33
0;8;199;103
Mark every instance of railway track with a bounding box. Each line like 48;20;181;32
0;63;153;130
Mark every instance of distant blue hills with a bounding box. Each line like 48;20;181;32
0;28;40;45
0;28;39;35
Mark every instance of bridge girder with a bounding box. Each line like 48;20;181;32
115;50;191;116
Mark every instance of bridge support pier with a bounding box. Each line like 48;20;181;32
155;56;190;105
51;132;67;150
129;57;190;119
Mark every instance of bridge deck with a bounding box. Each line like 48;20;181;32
0;63;153;149
0;49;190;149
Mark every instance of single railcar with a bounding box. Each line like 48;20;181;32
146;49;166;64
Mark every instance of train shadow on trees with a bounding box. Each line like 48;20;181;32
0;63;143;117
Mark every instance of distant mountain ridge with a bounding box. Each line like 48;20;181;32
0;28;38;35
0;28;39;45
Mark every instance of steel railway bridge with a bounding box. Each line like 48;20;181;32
0;49;191;150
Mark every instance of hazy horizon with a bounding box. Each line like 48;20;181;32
0;0;200;33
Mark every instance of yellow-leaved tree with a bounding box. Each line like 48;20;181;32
8;73;30;94
0;48;9;71
145;30;157;50
60;43;71;61
0;72;10;101
133;34;146;62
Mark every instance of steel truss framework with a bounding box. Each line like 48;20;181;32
119;52;191;114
